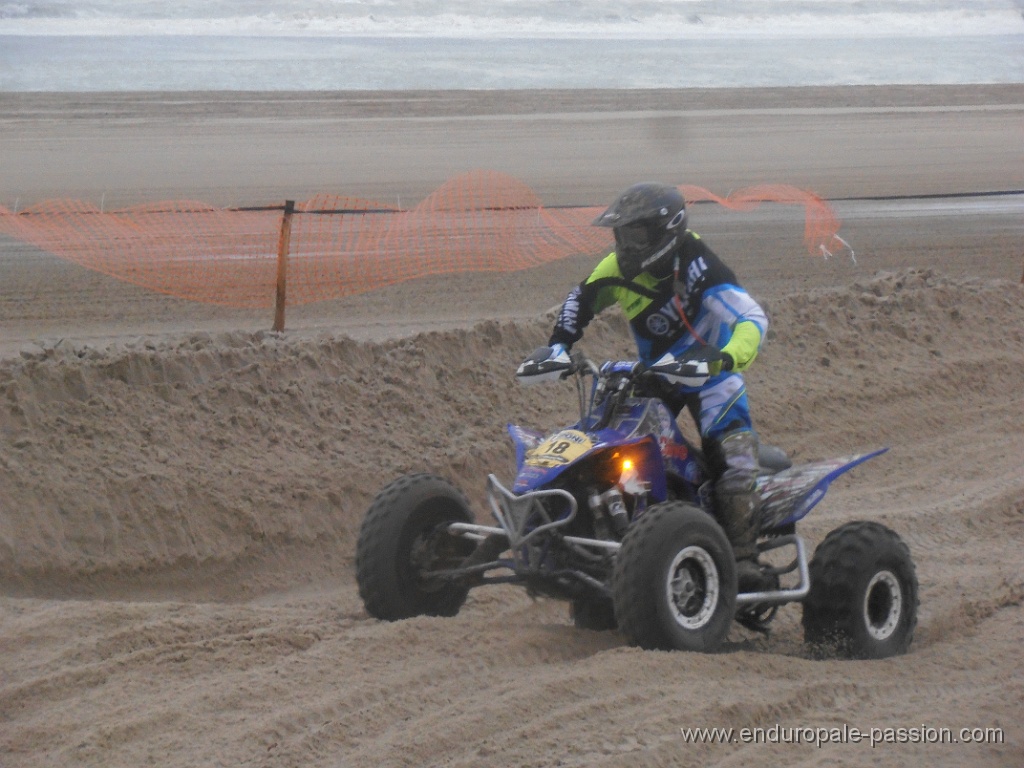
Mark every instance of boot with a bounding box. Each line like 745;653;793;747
713;429;769;593
735;559;769;595
716;487;770;594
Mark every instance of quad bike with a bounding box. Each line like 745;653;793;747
356;348;918;658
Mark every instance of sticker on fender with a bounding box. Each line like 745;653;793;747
525;429;593;468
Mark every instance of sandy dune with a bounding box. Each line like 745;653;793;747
1;87;1022;767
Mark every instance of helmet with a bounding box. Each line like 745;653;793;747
593;183;688;279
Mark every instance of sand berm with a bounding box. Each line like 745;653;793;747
2;267;1022;767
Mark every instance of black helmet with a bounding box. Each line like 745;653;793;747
593;182;688;279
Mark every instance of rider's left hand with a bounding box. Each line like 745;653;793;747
680;345;728;375
708;352;734;376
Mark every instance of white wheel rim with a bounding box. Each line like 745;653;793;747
863;570;903;640
666;545;720;630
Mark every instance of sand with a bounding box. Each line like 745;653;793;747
0;86;1022;767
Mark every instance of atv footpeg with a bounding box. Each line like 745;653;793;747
735;534;810;606
463;532;509;565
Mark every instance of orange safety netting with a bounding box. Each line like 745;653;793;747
0;170;845;309
679;183;850;259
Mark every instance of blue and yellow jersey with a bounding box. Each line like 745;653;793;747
549;231;768;377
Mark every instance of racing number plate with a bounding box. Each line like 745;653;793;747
524;429;593;468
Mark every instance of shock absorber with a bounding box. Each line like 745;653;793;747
600;487;630;536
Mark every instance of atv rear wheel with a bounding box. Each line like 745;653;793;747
613;502;737;652
356;473;476;621
803;521;918;659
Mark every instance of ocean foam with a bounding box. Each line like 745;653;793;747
2;0;1022;38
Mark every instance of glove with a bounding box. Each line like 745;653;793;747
680;345;729;377
516;344;572;385
707;352;733;376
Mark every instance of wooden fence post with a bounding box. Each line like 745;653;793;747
273;200;295;332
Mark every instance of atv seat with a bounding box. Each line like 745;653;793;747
758;443;793;475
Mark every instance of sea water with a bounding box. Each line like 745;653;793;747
1;1;1022;90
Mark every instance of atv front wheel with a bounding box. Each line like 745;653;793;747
570;596;618;632
356;473;476;621
802;521;919;659
613;502;737;652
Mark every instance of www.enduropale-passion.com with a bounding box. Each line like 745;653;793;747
679;723;1006;749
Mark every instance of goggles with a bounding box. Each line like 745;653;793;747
614;222;657;254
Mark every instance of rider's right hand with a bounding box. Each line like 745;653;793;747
516;344;572;385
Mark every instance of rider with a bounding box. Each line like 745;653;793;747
526;182;769;591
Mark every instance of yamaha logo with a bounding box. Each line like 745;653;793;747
646;314;671;335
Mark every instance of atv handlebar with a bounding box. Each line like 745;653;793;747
517;345;722;405
567;350;602;379
565;348;718;390
517;347;716;430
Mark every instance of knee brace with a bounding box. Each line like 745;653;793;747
714;428;759;495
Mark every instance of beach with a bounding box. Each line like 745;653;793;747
1;85;1022;766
